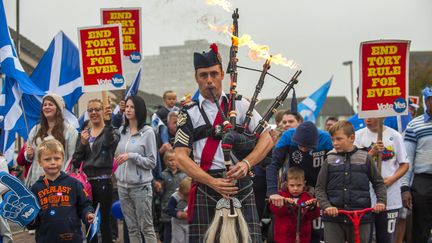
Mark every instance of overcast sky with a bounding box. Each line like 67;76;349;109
4;0;432;103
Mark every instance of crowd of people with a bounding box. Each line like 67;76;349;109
0;43;431;243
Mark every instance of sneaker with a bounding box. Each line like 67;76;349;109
28;229;35;235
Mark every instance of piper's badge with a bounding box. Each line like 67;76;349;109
177;112;187;127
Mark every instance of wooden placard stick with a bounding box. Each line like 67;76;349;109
376;118;384;174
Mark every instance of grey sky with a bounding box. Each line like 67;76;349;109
4;0;432;102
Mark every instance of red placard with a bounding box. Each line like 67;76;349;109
78;24;125;92
101;8;141;63
359;40;410;118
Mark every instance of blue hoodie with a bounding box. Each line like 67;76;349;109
30;172;93;243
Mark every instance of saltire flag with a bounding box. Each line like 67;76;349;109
112;66;142;116
297;77;332;123
21;31;82;130
87;203;101;240
0;0;44;167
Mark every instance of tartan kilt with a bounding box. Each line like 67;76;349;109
189;175;262;243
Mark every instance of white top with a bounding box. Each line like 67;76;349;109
182;92;263;170
355;126;408;210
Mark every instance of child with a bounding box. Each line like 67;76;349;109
355;118;409;243
165;177;192;243
29;138;94;243
269;167;320;243
158;149;186;242
315;120;387;243
153;91;179;156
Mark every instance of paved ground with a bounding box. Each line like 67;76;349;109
11;222;126;243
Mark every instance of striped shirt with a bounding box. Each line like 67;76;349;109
401;114;432;189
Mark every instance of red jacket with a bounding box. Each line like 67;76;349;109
16;143;31;178
270;191;320;243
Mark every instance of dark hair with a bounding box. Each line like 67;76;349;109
283;110;304;123
274;110;285;125
163;90;176;99
325;116;338;123
35;96;65;148
329;120;355;137
122;96;147;134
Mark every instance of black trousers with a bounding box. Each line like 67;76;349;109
87;178;113;243
412;173;432;243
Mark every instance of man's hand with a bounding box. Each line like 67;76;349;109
209;178;238;199
269;194;286;208
87;213;95;224
159;143;172;154
324;207;338;217
80;129;90;145
176;211;187;219
370;140;384;156
402;191;412;209
373;203;386;213
226;162;248;180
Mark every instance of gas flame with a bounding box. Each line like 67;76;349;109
206;0;232;12
209;24;298;69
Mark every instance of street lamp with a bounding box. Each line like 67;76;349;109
343;60;354;113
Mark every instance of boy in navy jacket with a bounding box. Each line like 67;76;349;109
29;138;94;242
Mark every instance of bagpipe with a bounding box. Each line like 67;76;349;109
204;8;301;243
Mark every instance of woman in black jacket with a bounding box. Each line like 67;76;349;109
72;98;119;243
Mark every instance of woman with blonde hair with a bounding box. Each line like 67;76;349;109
25;93;78;187
72;98;119;243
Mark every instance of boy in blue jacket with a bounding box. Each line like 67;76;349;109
29;138;94;243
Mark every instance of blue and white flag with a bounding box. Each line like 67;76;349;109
20;31;82;130
29;31;82;110
0;0;44;96
88;203;101;240
113;67;142;115
298;78;332;123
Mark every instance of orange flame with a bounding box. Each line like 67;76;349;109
208;24;298;68
234;34;298;69
206;0;232;12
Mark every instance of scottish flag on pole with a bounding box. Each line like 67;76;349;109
112;66;141;115
297;78;332;123
20;31;82;130
0;0;44;166
0;0;44;96
29;31;82;110
88;203;100;240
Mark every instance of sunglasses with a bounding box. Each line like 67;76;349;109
87;108;103;113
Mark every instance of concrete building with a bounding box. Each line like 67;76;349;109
141;39;230;97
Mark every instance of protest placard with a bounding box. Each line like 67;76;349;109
359;40;410;118
101;8;141;63
78;24;125;92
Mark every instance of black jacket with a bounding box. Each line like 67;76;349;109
72;122;119;177
315;147;386;224
29;172;94;243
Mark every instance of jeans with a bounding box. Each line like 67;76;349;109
119;184;157;243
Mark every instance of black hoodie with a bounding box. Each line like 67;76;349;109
29;172;94;243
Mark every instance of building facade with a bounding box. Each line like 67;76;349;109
141;39;230;97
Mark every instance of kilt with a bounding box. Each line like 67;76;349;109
189;171;262;243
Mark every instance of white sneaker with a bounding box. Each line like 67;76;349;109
28;229;35;235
